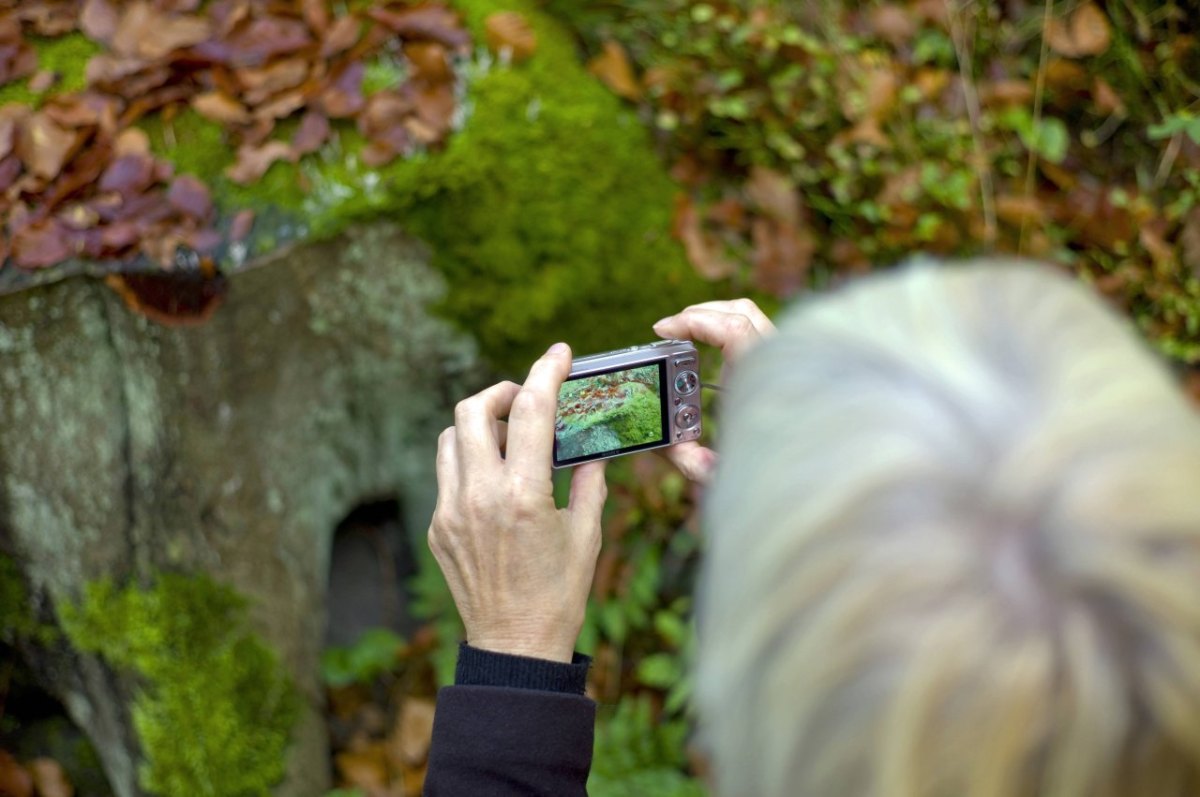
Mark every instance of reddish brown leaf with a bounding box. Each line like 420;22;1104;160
27;758;72;797
229;208;255;241
673;194;736;280
16;112;78;180
0;114;15;161
237;57;309;105
361;139;400;167
195;17;312;66
405;42;451;84
321;15;362;59
192;91;252;125
413;83;453;137
302;0;331;34
369;5;470;49
28;69;58;93
867;4;917;47
99;153;157;195
114;127;150;157
80;0;120;42
0;153;22;193
112;2;212;60
167;175;212;220
484;11;537;63
292;110;331;156
13;220;73;269
387;698;436;768
1045;2;1111;58
252;90;306;122
335;744;389;791
225;139;292;184
587;40;640;101
320;61;366;118
0;751;33;797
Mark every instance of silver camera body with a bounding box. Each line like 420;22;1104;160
553;339;702;468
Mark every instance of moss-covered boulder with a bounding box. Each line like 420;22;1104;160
0;223;481;797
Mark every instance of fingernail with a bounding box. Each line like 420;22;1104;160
652;316;673;329
547;342;569;355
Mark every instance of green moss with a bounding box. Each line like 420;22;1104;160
0;554;37;642
59;573;299;797
10;0;714;373
609;389;663;444
305;0;711;372
0;34;102;107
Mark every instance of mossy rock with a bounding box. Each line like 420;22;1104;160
2;0;716;374
60;573;299;797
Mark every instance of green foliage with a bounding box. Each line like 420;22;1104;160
409;545;465;688
59;573;299;797
588;694;706;797
320;628;405;688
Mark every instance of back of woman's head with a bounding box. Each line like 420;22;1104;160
698;259;1200;797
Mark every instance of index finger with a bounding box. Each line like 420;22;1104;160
652;307;765;363
506;342;573;480
681;299;774;334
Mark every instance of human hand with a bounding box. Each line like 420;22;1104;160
651;299;776;484
428;343;608;663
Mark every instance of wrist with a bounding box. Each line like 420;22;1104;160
468;635;575;664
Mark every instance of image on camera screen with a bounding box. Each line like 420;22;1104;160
555;363;666;463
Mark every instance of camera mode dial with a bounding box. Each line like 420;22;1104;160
674;370;699;396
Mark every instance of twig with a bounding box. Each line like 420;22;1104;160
946;0;997;248
1019;0;1055;256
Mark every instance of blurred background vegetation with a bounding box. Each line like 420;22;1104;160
2;0;1199;795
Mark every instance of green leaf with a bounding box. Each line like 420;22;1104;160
653;610;688;648
636;653;682;688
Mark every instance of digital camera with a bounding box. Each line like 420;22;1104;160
553;340;702;468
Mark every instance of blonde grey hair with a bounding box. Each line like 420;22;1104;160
698;259;1200;797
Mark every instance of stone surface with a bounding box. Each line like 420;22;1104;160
0;223;480;797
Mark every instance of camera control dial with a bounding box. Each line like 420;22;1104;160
674;370;699;396
675;405;700;430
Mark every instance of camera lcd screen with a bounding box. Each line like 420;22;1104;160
554;361;668;465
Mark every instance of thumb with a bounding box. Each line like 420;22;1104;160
567;460;608;525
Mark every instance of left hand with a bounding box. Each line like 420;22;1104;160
428;343;608;663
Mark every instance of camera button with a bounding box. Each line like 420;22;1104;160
674;370;699;396
675;405;700;430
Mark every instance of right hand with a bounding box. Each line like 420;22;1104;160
651;298;775;484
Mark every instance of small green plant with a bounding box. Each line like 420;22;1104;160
320;628;406;688
588;694;706;797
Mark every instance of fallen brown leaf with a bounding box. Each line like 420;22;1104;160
484;11;537;63
587;40;640;101
321;15;363;58
167;174;212;220
225;139;293;184
28;758;73;797
336;743;390;791
405;42;452;84
16;111;78;180
12;220;74;268
80;0;120;42
387;697;436;768
112;2;211;60
321;62;366;118
192;91;252;124
673;193;736;280
238;58;309;105
292;110;331;156
0;750;33;797
369;5;470;49
1045;1;1111;58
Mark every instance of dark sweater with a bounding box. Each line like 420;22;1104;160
423;643;596;795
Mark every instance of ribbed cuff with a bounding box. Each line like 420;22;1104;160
455;642;590;695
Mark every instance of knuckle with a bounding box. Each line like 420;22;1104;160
728;314;753;334
512;389;547;416
734;297;758;314
453;398;473;424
